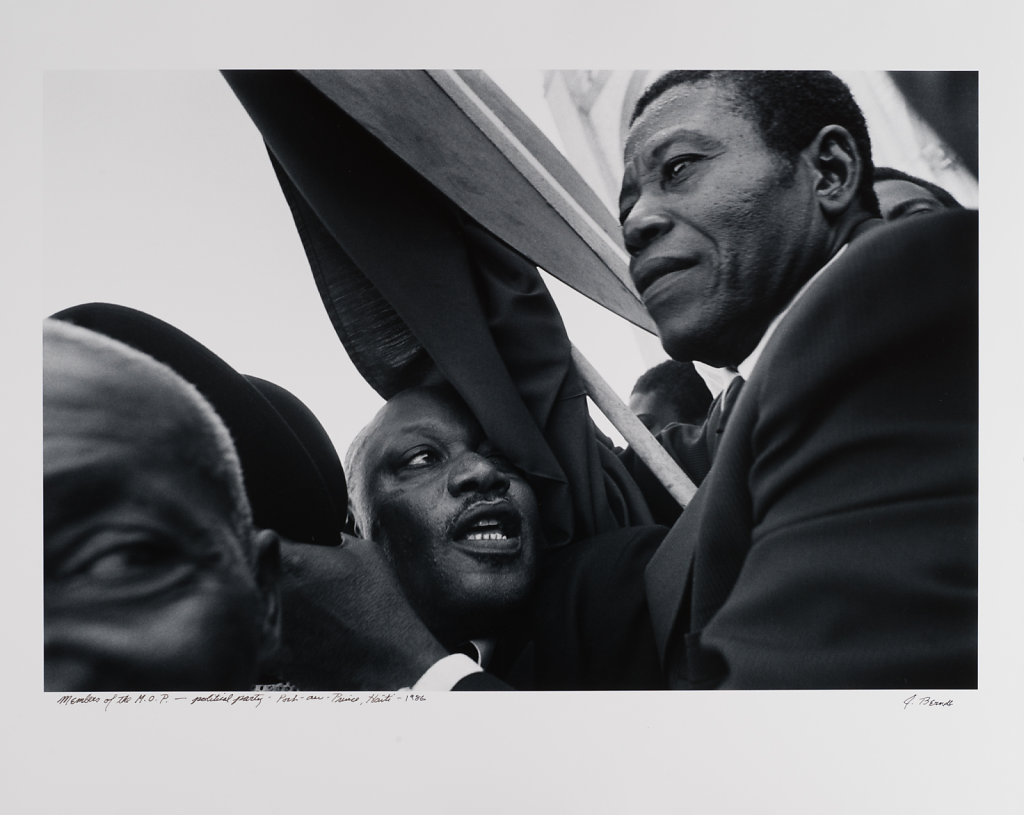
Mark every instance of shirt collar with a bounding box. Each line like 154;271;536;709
737;244;849;380
466;638;496;668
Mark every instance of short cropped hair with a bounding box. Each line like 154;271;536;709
631;70;880;216
873;166;963;209
343;413;379;537
631;359;713;426
43;319;255;554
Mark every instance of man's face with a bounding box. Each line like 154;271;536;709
874;179;946;221
629;388;675;436
44;349;266;691
356;387;541;646
619;81;828;367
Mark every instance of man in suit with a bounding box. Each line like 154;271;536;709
214;70;974;692
620;70;977;688
319;382;666;690
346;383;543;660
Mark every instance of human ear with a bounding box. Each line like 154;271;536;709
806;125;862;218
252;528;283;667
345;505;362;537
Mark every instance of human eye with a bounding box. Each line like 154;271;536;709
664;154;700;182
618;195;636;226
399;447;440;470
897;203;940;220
55;530;196;592
83;539;183;580
618;174;639;226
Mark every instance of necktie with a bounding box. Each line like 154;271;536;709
645;373;745;665
709;374;745;459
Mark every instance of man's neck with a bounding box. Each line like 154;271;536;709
737;236;858;380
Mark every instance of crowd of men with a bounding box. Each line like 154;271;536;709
44;70;977;692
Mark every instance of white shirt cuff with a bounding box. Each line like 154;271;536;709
408;653;483;691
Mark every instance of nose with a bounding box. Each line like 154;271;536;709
622;193;672;257
447;452;511;498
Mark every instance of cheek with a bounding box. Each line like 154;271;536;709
715;187;782;251
45;572;264;691
143;577;263;666
712;187;803;296
511;484;542;539
373;489;445;552
372;493;452;593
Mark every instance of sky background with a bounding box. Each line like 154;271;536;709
42;69;660;453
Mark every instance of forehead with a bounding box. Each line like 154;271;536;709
874;179;941;207
624;80;759;164
45;364;242;547
362;388;481;460
628;388;653;410
46;345;195;455
43;340;227;513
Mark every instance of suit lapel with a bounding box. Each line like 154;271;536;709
644;375;746;665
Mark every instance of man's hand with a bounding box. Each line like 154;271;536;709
275;535;449;690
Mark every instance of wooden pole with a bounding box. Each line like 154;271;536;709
571;345;696;509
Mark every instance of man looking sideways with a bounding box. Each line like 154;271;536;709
285;382;665;691
345;383;543;658
619;71;977;689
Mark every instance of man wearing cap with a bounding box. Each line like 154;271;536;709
44;319;282;691
50;302;454;691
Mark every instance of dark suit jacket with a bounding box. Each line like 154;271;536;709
455;525;668;690
619;375;745;528
645;210;979;689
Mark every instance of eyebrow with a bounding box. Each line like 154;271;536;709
44;465;232;556
383;422;452;446
45;468;124;528
620;128;721;215
628;127;720;167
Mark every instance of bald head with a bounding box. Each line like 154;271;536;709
44;319;252;547
43;320;278;691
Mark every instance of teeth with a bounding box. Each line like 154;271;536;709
465;532;508;541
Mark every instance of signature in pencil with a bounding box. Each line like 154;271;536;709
903;694;954;710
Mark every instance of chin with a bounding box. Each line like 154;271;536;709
465;569;534;606
661;333;709;367
660;323;749;369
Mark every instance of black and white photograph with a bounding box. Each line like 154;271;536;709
8;2;1022;812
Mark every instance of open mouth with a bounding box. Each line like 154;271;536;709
450;502;523;556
